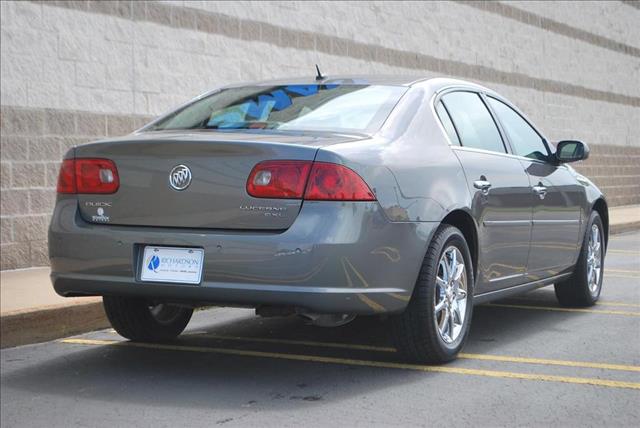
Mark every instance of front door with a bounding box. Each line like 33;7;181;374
521;162;582;278
485;96;582;281
439;91;532;293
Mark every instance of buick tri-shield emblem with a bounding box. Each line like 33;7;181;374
169;165;192;190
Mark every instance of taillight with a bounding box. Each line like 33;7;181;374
75;159;119;194
56;158;119;194
305;162;375;201
247;160;312;199
246;160;375;201
56;159;76;194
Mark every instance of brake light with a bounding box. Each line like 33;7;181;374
305;162;376;201
246;160;375;201
247;160;312;199
56;158;119;194
56;159;76;194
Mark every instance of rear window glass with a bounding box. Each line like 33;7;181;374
435;101;461;145
441;92;506;154
148;84;407;134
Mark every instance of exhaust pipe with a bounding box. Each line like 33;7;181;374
255;305;295;318
296;311;356;327
255;305;356;327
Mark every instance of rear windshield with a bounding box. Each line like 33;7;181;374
147;84;407;134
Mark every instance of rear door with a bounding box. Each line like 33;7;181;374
485;97;582;279
438;91;532;293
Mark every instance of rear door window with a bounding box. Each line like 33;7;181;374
487;97;550;161
435;101;461;145
441;92;506;153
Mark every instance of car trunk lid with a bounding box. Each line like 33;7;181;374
74;131;360;230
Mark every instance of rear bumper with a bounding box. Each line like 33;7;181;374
49;198;437;314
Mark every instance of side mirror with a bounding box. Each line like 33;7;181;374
555;140;589;163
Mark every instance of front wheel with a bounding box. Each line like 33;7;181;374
391;225;474;363
555;211;605;307
103;296;193;342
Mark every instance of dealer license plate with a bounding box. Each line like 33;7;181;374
140;246;204;285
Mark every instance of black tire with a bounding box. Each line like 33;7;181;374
554;211;605;307
391;225;474;364
103;296;193;342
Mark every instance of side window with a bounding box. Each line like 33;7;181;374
487;97;550;161
441;92;506;153
435;101;461;145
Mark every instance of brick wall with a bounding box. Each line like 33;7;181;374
572;145;640;207
1;1;639;270
0;106;151;269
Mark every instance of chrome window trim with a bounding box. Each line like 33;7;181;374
484;94;553;160
434;88;510;155
431;85;556;166
450;145;549;165
429;91;459;148
433;99;462;146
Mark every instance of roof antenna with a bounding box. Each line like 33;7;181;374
315;64;325;81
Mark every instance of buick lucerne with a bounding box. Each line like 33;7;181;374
49;76;607;363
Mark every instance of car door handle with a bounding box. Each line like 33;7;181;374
473;180;492;195
532;184;547;199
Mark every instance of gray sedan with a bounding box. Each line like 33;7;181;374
49;76;607;363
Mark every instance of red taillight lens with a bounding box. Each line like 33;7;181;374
56;158;119;194
304;162;375;201
56;159;76;194
247;160;312;199
75;159;119;194
246;160;375;201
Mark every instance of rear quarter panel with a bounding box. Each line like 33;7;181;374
316;87;471;224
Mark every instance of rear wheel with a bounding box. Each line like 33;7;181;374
103;296;193;342
554;211;605;307
392;225;474;363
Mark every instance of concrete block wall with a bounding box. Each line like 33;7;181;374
1;0;639;270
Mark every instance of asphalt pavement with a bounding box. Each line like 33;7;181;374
2;232;639;427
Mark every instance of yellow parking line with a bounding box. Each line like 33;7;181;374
595;301;640;308
607;249;639;255
356;293;386;312
606;274;640;279
341;257;386;312
343;258;373;288
191;333;640;373
610;235;640;240
458;353;640;373
586;301;640;308
515;298;640;308
486;303;640;317
191;333;395;352
388;293;411;302
60;338;640;390
607;269;640;274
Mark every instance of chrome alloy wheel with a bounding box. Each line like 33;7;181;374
434;246;468;344
586;224;603;295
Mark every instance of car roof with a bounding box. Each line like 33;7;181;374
221;75;492;91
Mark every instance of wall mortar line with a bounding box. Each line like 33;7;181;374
459;1;640;58
29;0;640;108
